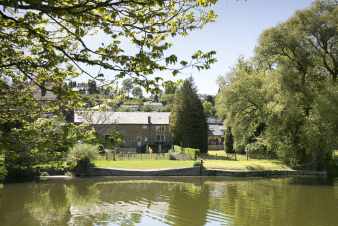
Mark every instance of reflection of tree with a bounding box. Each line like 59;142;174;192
167;182;209;226
25;184;70;226
65;180;173;226
0;178;337;226
207;178;338;226
0;182;70;226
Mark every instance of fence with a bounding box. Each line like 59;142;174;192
101;152;170;161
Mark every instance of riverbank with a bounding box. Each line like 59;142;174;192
54;158;326;178
87;166;326;177
28;151;338;181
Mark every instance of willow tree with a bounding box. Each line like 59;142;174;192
216;0;338;169
170;77;208;153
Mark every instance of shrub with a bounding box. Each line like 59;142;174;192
245;142;274;159
67;143;99;175
172;145;200;160
169;153;190;160
184;148;200;160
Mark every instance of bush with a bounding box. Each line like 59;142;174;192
67;143;99;175
169;152;191;160
245;142;274;159
172;145;200;160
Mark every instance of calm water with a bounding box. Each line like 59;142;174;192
0;177;337;226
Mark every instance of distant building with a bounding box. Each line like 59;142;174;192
75;111;171;153
74;111;224;152
207;117;224;150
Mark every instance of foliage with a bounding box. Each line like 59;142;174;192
122;79;133;97
173;145;200;160
216;1;338;170
170;78;208;153
224;127;234;154
67;143;99;175
245;141;275;159
0;0;217;95
1;117;97;180
101;128;124;149
141;105;154;112
202;100;215;117
163;80;184;94
88;80;98;95
123;98;144;106
132;87;143;99
0;0;217;179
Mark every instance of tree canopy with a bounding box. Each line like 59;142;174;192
0;0;218;180
216;0;338;169
0;0;217;93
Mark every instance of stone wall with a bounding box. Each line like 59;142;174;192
88;167;327;177
89;167;201;176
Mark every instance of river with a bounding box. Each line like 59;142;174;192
0;177;337;226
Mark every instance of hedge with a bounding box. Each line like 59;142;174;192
173;145;200;160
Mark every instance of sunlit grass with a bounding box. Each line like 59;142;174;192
94;158;290;171
93;160;195;169
207;150;251;161
204;159;291;171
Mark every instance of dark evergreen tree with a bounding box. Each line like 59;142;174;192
170;78;208;153
224;127;234;153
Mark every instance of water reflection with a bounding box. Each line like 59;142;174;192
0;177;337;226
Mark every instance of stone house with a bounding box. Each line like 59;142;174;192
74;111;171;153
75;111;224;152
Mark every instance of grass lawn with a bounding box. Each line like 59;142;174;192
206;150;291;170
94;160;195;169
204;159;291;171
94;158;290;171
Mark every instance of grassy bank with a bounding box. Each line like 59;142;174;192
94;160;195;169
94;158;290;171
204;160;291;171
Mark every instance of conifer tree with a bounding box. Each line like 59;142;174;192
170;78;208;153
224;127;234;153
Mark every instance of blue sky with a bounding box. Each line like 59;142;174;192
82;0;314;95
166;0;314;94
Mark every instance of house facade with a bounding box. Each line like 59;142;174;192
75;111;171;153
74;111;224;152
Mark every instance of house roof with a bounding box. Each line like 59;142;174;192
74;111;170;125
208;124;224;136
